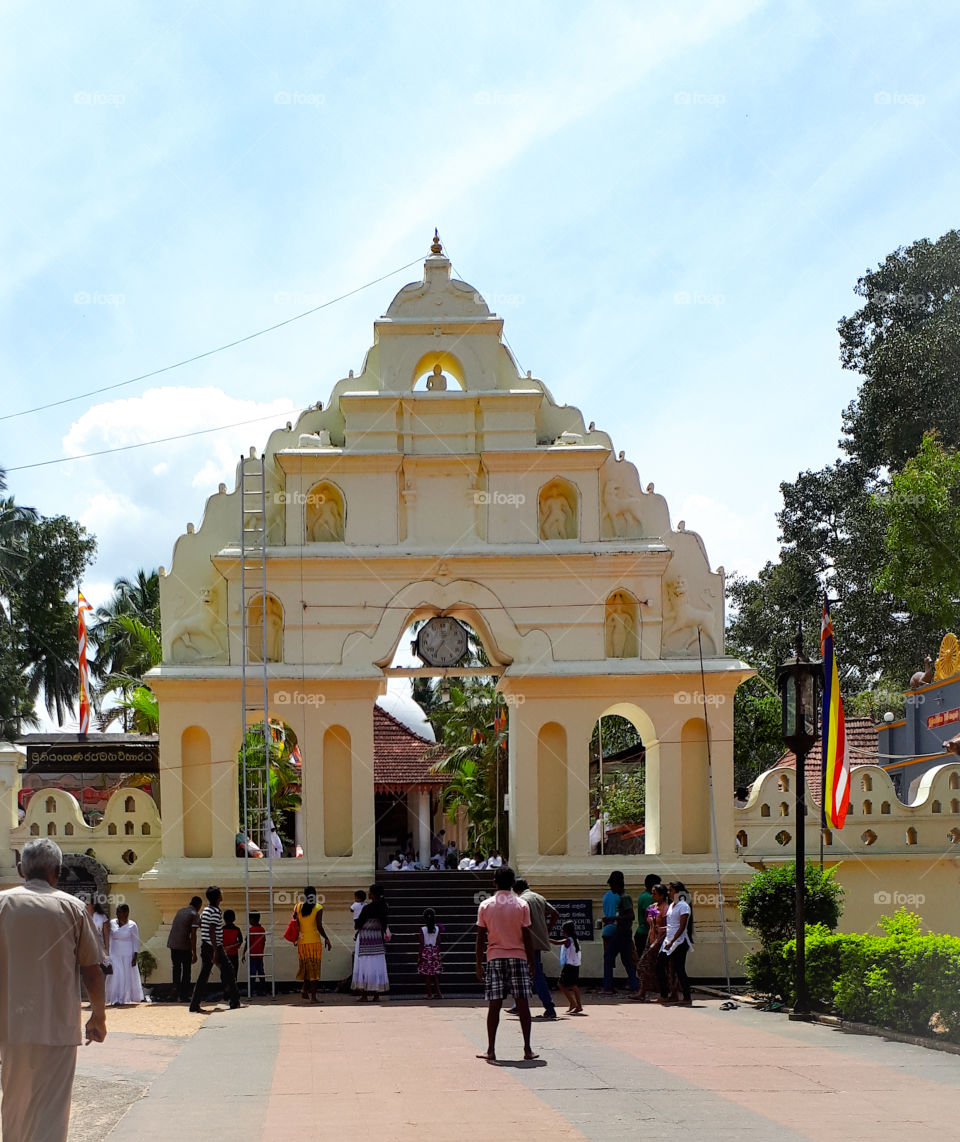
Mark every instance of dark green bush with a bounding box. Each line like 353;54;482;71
782;910;960;1042
739;863;844;998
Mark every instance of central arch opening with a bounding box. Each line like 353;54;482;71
589;712;646;855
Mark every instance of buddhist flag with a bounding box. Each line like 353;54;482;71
78;591;93;734
820;599;850;829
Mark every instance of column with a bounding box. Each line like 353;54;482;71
416;789;431;865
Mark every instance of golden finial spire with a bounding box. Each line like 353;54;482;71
430;228;443;256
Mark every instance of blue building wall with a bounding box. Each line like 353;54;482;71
877;673;960;798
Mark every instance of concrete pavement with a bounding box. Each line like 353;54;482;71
66;996;960;1141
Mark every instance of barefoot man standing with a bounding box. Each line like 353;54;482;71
475;865;538;1062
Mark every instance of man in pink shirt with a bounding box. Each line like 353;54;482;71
475;865;538;1061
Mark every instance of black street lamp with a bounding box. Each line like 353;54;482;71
775;630;823;1018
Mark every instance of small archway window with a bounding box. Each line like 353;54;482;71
45;796;57;813
760;803;771;818
861;774;873;792
932;800;942;814
124;821;135;835
141;823;151;836
822;828;833;846
778;802;789;817
952;799;960;815
64;823;74;836
881;801;891;815
906;827;918;845
29;823;39;836
862;800;872;815
950;773;960;791
777;774;790;793
47;822;56;836
124;796;136;813
735;830;748;849
107;823;118;836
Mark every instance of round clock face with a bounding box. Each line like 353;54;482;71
416;617;468;667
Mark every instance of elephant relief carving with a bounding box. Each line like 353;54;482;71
602;478;643;538
167;587;226;662
662;576;718;656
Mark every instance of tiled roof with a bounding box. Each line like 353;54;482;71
775;716;878;805
373;705;449;793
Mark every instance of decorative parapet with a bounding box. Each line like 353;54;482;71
10;786;161;875
735;762;960;859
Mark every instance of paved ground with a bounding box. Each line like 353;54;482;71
59;994;960;1141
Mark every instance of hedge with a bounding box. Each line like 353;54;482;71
777;910;960;1043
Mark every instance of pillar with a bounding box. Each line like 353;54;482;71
416;789;432;865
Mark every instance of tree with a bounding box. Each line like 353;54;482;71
875;432;960;628
429;679;507;855
0;481;97;736
238;722;302;848
91;573;162;731
840;230;960;468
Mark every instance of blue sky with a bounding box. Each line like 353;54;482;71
3;0;958;623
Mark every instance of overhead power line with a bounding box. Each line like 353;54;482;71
1;255;423;423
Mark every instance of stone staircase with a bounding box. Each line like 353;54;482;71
380;870;491;995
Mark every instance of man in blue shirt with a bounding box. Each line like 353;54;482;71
601;870;639;994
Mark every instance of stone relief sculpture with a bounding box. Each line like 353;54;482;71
425;363;448;391
167;586;226;662
605;591;639;658
305;482;345;542
538;480;577;540
601;477;643;539
662;576;718;656
248;594;283;663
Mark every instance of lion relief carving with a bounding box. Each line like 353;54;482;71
662;576;718;656
167;586;226;662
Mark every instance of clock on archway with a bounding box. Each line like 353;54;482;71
414;616;468;667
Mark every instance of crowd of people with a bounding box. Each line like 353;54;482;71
381;829;505;871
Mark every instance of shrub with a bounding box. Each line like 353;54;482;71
137;948;158;982
782;910;960;1042
738;863;844;998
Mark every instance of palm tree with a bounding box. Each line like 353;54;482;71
91;572;161;730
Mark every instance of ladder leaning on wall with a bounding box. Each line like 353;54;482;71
239;451;276;998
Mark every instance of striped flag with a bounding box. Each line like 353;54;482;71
78;591;93;734
820;598;850;829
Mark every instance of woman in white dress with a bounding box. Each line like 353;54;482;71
106;904;144;1005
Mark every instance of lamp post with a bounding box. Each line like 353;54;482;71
775;630;823;1018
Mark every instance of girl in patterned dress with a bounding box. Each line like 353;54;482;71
417;908;443;999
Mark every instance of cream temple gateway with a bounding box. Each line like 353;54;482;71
11;235;763;983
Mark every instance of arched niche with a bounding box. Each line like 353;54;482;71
411;350;466;391
305;481;345;543
537;722;567;856
589;703;650;854
681;719;710;854
181;726;213;859
605;590;639;658
246;593;284;663
323;726;352;857
538;477;578;541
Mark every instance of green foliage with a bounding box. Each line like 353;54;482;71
136;948;158;981
739;862;844;946
739;863;844;999
431;679;507;855
238;722;302;848
875;432;960;628
781;910;960;1042
727;234;960;723
91;571;161;732
729;674;784;788
840;230;960;468
0;479;97;737
590;768;645;826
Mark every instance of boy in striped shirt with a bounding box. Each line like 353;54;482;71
189;885;241;1012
